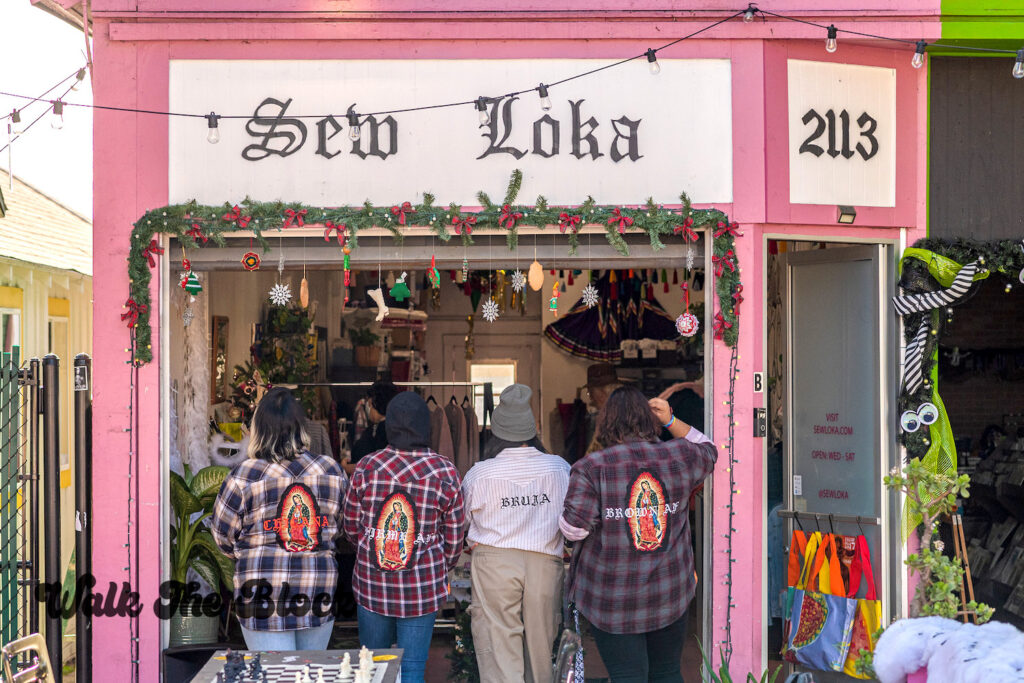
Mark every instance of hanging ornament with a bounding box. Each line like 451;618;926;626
269;282;292;307
181;270;202;296
549;281;561;317
182;306;195;327
343;246;352;302
581;283;599;308
672;269;679;285
528;260;544;291
428;255;441;289
510;269;526;293
567;271;575;286
390;271;411;301
462;258;469;281
299;277;309;307
242;252;261;271
676;283;699;337
368;287;390;321
481;297;500;323
496;271;508;312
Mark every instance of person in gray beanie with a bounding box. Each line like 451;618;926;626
461;384;571;683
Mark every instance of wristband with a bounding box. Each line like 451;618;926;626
664;415;676;428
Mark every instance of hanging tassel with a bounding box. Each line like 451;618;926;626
567;271;574;286
608;269;617;284
652;269;659;284
673;269;679;285
559;269;565;279
664;279;670;294
647;283;655;301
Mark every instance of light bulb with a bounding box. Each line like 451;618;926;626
912;41;926;69
538;84;552;112
347;109;361;141
476;97;490;125
1014;50;1024;79
743;7;755;22
50;101;64;130
646;49;660;75
10;109;22;135
825;25;838;53
205;112;220;144
71;68;86;91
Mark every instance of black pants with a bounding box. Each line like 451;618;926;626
590;613;687;683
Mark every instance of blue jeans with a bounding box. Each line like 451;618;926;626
357;604;437;683
240;619;335;651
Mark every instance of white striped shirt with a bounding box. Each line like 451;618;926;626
462;447;571;557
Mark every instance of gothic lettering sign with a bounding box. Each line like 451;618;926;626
787;60;896;207
168;60;733;205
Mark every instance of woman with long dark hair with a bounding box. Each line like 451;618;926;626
559;385;716;682
212;386;348;650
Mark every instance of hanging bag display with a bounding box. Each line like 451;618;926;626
786;532;856;672
842;535;882;678
781;528;812;661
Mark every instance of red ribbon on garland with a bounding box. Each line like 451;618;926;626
732;284;744;315
222;205;252;228
499;204;523;230
452;214;476;235
390;202;415;225
608;208;634;234
187;224;209;244
558;212;582;234
283;208;307;228
712;250;736;276
142;238;164;268
324;221;346;245
121;298;148;328
712;311;732;340
714;221;743;239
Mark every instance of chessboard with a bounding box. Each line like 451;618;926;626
191;647;402;683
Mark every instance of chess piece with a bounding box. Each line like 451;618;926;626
368;287;389;321
316;669;325;683
340;652;353;678
294;671;303;683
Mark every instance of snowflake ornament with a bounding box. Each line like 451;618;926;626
581;283;599;308
481;298;500;323
510;269;526;293
686;245;695;271
268;282;292;306
182;306;195;327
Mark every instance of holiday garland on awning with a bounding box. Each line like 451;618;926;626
125;170;743;364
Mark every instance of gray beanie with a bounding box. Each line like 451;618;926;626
491;384;537;443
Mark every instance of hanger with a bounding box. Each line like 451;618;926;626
813;513;822;534
856;516;866;536
828;513;836;538
461;393;471;407
794;512;804;533
426;394;438;406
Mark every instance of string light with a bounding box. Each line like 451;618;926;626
537;83;552;112
347;107;361;141
475;97;490;125
912;41;927;69
50;100;64;129
645;48;661;75
205;112;220;144
71;68;87;91
825;25;838;53
9;109;22;135
743;4;756;23
1015;49;1024;79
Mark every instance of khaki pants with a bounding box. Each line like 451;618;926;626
470;545;564;683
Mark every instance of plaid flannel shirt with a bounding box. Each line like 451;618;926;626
211;452;347;631
562;430;716;634
342;445;465;618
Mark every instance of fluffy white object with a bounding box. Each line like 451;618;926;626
209;432;250;469
179;274;212;470
874;617;1024;683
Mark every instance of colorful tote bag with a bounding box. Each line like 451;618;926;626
842;535;882;678
781;529;811;661
786;533;857;672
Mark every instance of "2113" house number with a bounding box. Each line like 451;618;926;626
798;108;879;161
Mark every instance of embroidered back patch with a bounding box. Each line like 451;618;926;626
626;472;668;552
374;491;417;571
275;483;324;552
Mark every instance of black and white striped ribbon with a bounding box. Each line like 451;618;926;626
901;318;930;394
892;260;979;316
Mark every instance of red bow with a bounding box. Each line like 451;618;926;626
499;204;523;230
324;221;346;245
142;238;164;268
182;258;191;271
390;202;415;225
187;224;208;244
712;250;736;276
121;298;148;328
732;284;744;314
558;212;582;234
712;311;733;340
283;208;307;228
674;217;698;242
608;208;634;234
222;205;252;228
714;221;743;239
452;214;476;235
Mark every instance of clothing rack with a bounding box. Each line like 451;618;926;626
776;510;880;526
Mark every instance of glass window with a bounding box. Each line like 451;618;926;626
469;362;516;423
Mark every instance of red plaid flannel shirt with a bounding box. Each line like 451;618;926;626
342;445;465;617
562;431;716;634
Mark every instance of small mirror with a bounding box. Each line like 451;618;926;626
211;316;229;402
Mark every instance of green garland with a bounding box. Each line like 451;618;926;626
897;237;1024;460
125;170;742;363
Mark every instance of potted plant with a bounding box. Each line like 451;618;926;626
698;642;782;683
349;327;381;368
168;464;235;646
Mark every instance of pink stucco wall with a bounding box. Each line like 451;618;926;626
90;2;937;679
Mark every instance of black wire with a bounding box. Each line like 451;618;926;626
0;80;79;156
0;67;84;121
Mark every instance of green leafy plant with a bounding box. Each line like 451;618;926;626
348;327;381;347
446;602;479;682
169;465;235;591
697;641;782;683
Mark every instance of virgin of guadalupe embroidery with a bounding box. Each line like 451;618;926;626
276;483;322;552
374;491;417;571
626;472;668;552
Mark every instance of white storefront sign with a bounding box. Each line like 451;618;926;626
787;59;896;207
168;60;733;206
